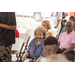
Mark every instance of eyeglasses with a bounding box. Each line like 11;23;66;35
44;48;53;51
66;25;72;27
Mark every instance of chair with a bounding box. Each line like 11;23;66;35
26;29;35;45
11;38;25;62
16;33;30;62
51;31;58;37
48;29;58;37
49;30;58;37
26;29;35;38
19;33;30;50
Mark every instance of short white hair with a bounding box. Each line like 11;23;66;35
34;26;46;39
66;20;74;26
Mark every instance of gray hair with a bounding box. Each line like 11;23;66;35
66;20;74;26
52;44;58;50
34;26;46;39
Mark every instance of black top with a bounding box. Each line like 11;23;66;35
62;12;66;19
0;12;16;46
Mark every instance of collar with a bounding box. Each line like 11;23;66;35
66;30;74;35
34;39;45;48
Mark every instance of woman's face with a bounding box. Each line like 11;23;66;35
42;22;49;31
36;31;44;40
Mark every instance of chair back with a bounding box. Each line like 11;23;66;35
11;38;24;52
19;33;30;44
49;29;58;37
26;29;35;38
50;31;58;37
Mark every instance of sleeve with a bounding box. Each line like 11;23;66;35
58;33;63;42
46;32;52;38
71;34;75;44
27;39;35;53
8;12;16;26
27;45;31;53
57;12;62;20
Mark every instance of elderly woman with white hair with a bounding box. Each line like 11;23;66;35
22;26;46;62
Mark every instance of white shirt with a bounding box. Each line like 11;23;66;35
50;12;62;27
50;12;62;33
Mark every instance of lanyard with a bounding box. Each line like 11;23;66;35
33;45;40;60
51;12;58;17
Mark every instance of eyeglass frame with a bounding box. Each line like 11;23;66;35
44;47;54;51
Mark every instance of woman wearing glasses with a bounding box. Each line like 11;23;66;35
40;36;58;62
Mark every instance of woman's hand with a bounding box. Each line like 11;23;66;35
22;52;30;61
54;25;58;28
33;60;37;62
22;55;26;62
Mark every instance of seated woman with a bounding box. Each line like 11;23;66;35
39;36;58;62
42;20;52;38
22;26;46;62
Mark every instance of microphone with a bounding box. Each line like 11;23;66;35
36;37;43;39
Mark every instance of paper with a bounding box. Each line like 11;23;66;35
24;58;29;62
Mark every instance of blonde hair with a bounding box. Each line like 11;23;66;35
42;20;51;30
34;26;46;39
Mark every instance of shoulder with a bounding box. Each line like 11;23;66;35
61;32;66;35
7;12;15;15
29;38;36;45
59;32;66;37
46;32;52;38
47;32;52;36
47;32;52;35
73;32;75;36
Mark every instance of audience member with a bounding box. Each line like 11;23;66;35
22;26;46;62
40;36;58;62
45;54;69;62
56;16;75;39
62;12;68;20
59;12;68;34
61;16;75;33
15;29;19;38
57;20;75;61
42;20;52;38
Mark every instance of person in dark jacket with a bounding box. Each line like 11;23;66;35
0;12;16;62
